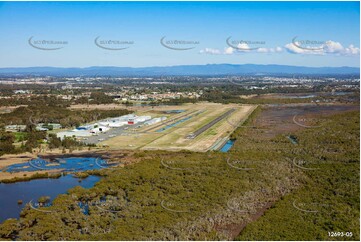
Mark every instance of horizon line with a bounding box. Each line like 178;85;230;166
0;63;360;69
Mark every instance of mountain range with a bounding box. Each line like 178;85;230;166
0;64;359;76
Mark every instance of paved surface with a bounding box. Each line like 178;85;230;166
82;121;149;145
186;108;236;139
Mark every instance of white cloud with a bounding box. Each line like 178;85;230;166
233;43;252;52
199;48;222;55
343;45;360;55
284;42;321;55
224;47;235;55
323;41;344;53
285;40;360;56
199;45;283;55
200;40;359;56
257;47;283;53
275;46;283;52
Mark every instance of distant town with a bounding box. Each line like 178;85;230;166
0;75;359;104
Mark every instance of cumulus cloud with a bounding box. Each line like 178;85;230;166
199;48;222;55
275;46;283;52
323;41;344;53
232;43;252;52
257;47;283;53
285;40;360;56
199;45;283;55
343;45;360;55
224;47;235;55
284;42;320;54
200;39;359;56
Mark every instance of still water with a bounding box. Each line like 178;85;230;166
220;140;235;152
5;157;110;173
0;174;100;223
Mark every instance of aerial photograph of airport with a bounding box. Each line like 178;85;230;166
0;0;359;241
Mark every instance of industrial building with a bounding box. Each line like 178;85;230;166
56;114;155;140
57;130;93;139
99;114;136;127
99;114;151;126
90;126;110;133
36;123;62;131
5;125;26;132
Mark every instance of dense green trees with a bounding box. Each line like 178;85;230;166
0;131;15;155
0;103;131;155
0;108;358;240
48;134;62;149
24;131;47;152
236;111;360;241
89;92;114;105
0;105;130;129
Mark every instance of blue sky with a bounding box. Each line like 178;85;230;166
0;1;359;68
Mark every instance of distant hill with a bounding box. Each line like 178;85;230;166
0;64;359;76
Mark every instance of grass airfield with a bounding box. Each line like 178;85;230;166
100;102;257;152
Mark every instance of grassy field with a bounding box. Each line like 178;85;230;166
100;103;257;152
